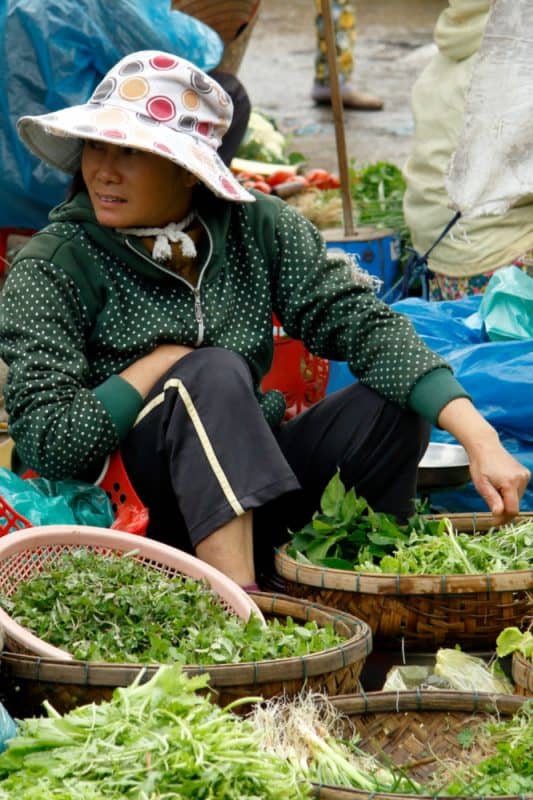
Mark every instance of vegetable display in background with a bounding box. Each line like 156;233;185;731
0;666;310;800
288;472;533;574
0;550;343;663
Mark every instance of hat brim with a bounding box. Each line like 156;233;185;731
17;102;254;204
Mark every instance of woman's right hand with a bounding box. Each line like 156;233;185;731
119;344;193;398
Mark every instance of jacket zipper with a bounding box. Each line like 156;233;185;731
124;218;213;347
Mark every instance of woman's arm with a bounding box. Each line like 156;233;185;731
119;344;193;398
437;397;530;522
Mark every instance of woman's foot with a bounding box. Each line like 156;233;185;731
312;82;384;111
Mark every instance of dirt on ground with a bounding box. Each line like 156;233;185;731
238;0;447;173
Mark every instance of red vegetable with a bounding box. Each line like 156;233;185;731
266;169;298;187
303;168;341;190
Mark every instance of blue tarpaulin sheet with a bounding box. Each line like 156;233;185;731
326;295;533;511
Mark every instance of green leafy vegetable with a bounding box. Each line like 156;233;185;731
0;665;310;799
0;550;343;664
289;472;533;575
440;701;533;797
496;626;533;660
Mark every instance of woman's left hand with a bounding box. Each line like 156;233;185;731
437;397;531;524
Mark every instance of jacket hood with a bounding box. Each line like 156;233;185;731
434;0;491;62
49;189;235;282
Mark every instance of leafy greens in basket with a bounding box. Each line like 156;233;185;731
287;472;533;573
0;549;343;663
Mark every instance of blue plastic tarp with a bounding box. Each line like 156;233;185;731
326;295;533;511
0;0;223;229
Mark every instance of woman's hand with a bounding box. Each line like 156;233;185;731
120;344;193;398
437;398;530;523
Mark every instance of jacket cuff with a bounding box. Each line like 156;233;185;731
93;375;144;440
408;367;471;426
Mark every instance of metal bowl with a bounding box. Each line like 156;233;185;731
417;442;470;490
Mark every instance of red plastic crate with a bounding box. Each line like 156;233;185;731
261;316;329;419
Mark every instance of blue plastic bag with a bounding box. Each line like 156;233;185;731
480;266;533;341
0;468;114;528
326;295;533;511
0;704;17;753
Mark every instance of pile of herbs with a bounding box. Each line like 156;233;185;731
0;666;310;799
288;473;533;574
0;549;343;663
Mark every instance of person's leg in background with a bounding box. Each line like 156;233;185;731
312;0;383;111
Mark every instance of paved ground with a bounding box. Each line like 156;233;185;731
239;0;447;173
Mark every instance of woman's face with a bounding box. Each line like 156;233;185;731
81;141;196;229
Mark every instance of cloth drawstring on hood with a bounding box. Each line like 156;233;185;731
118;211;197;261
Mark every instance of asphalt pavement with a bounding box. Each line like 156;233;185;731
239;0;447;173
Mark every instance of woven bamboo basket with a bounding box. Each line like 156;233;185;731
171;0;260;74
312;690;527;800
512;650;533;697
0;592;372;717
275;512;533;651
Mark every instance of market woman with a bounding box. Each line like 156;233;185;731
0;51;528;589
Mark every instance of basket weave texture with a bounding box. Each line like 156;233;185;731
512;650;533;696
313;690;526;800
0;592;372;717
171;0;260;73
0;525;264;658
275;513;533;651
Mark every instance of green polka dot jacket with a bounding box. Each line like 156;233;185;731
0;189;467;479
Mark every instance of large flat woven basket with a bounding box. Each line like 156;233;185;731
275;512;533;651
0;525;265;658
313;690;527;800
0;592;372;717
512;650;532;696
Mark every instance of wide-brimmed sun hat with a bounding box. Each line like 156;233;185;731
17;50;254;204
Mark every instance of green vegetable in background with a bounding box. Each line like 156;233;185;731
0;550;343;664
350;160;411;267
496;626;533;661
0;665;310;799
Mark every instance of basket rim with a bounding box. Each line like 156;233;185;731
0;592;372;685
0;525;266;660
275;529;533;596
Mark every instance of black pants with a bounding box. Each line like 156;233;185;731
121;347;430;577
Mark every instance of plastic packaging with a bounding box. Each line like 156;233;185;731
0;468;114;529
480;265;533;341
0;704;17;753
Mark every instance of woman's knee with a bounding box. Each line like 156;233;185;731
170;347;254;399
